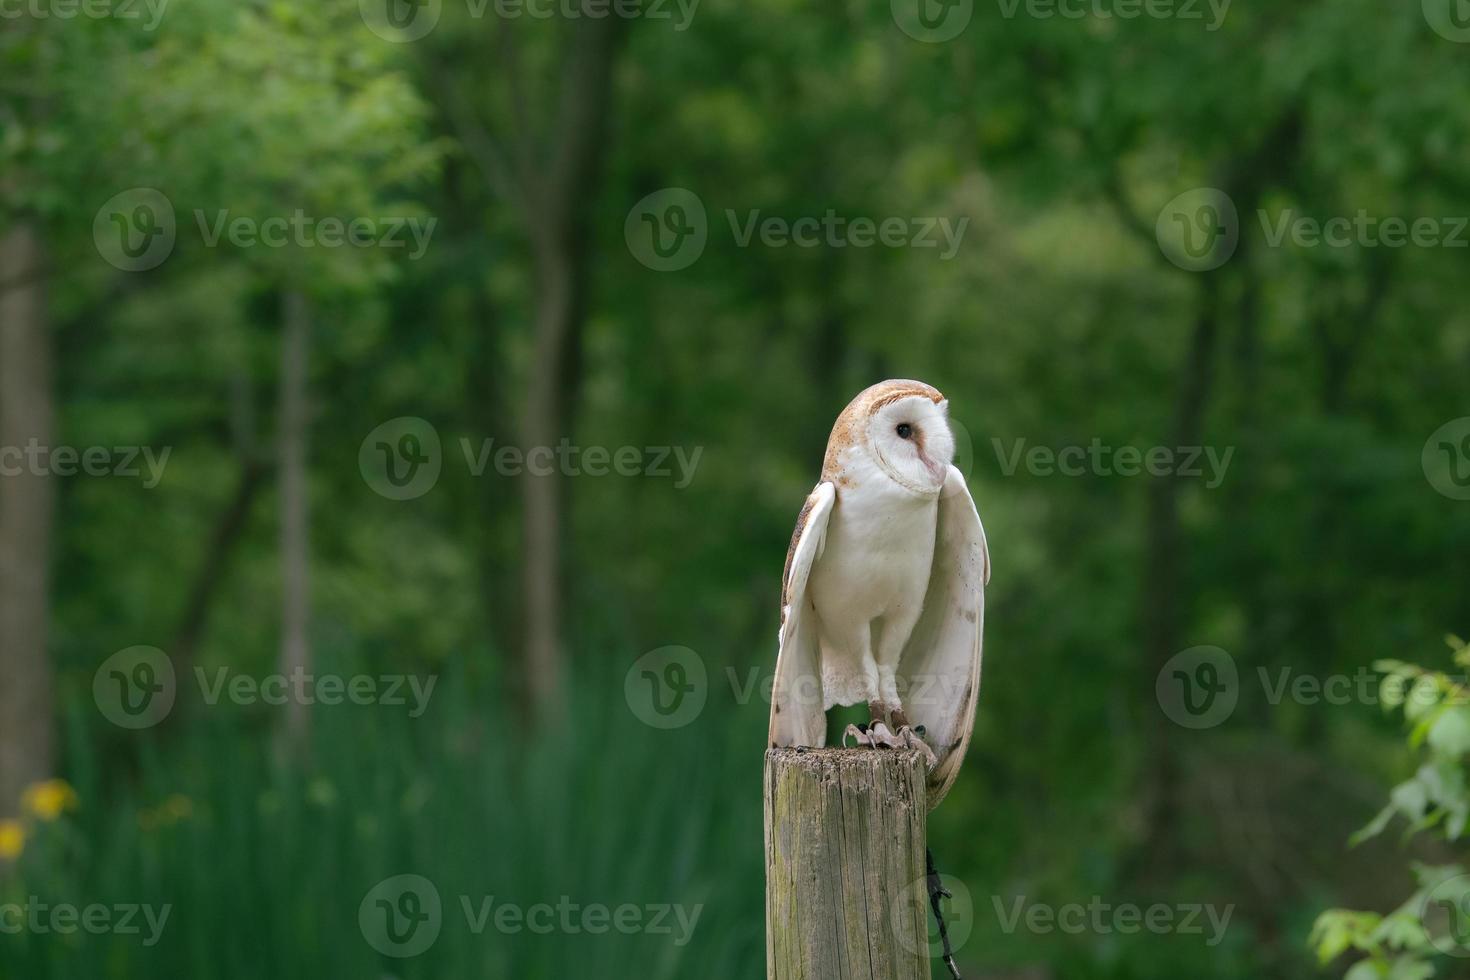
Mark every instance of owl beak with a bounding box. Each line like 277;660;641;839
919;450;947;484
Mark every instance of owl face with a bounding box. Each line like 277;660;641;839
864;394;954;494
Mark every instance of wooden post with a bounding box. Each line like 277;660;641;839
765;747;931;980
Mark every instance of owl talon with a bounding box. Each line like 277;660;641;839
896;726;938;767
842;723;877;749
868;722;902;748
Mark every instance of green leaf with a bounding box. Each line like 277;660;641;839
1352;804;1398;847
1386;957;1434;980
1345;960;1386;980
1390;779;1429;822
1428;708;1470;757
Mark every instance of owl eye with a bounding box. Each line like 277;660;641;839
895;423;913;440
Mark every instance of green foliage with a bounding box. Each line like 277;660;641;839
3;663;766;979
1312;638;1470;978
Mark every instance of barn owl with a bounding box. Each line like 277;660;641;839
768;380;989;809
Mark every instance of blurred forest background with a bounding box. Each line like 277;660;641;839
2;0;1470;977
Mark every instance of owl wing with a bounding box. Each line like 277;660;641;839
899;465;990;809
768;481;836;749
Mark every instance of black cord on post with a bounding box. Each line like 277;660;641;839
925;847;963;980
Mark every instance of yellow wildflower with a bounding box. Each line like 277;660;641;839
162;794;193;821
138;794;194;831
21;779;79;822
0;819;24;860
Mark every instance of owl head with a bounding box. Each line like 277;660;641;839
824;380;955;495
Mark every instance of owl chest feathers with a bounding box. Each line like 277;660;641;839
808;467;939;627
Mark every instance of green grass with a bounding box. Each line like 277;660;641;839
3;656;767;980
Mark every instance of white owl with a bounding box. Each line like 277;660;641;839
768;379;990;808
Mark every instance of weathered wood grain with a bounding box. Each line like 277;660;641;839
765;748;930;980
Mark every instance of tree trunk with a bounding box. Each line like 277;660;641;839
517;11;624;724
172;456;267;686
521;251;573;718
277;289;312;753
0;221;55;818
1135;272;1221;874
